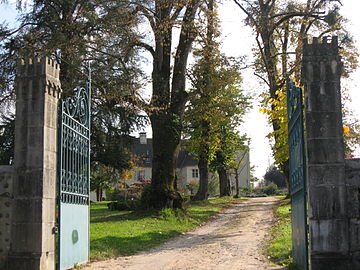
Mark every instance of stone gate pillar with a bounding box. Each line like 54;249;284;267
7;57;61;269
302;37;348;269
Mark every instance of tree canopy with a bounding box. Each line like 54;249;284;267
233;0;359;179
0;0;147;171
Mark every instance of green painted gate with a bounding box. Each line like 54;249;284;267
286;76;308;270
58;70;91;270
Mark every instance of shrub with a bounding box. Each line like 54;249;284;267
263;182;279;195
186;179;199;195
107;199;140;211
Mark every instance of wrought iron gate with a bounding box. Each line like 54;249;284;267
58;70;91;270
286;76;308;270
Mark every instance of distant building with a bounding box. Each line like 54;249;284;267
130;132;199;190
129;133;250;192
90;133;251;200
228;149;251;192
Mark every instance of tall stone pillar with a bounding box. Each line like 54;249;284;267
302;37;348;269
7;57;61;269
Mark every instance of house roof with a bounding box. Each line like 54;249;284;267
130;136;198;168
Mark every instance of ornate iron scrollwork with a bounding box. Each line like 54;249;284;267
59;72;91;205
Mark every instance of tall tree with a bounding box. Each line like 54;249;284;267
0;0;147;173
133;0;201;208
185;0;250;200
211;128;248;196
233;0;358;180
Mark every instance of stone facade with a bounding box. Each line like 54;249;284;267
5;57;61;270
0;166;13;269
302;36;360;269
345;158;360;268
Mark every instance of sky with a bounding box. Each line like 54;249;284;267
217;0;360;179
1;0;360;180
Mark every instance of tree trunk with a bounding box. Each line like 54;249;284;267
193;156;209;201
218;166;230;196
96;187;100;202
143;0;200;209
145;111;183;209
234;168;239;198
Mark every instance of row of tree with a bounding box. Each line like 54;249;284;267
0;0;359;208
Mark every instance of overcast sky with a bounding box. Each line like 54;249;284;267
1;0;359;180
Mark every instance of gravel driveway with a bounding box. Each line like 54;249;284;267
83;197;285;270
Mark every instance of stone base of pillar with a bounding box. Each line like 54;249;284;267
6;252;55;270
311;253;350;270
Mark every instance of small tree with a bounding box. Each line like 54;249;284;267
264;165;287;189
91;163;120;201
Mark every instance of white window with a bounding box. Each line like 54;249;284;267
192;169;199;178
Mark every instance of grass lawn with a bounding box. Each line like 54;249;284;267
90;196;244;261
264;198;300;270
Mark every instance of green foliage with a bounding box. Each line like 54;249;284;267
0;0;147;174
264;198;295;267
235;0;359;172
107;200;140;211
0;115;14;165
262;182;279;196
260;83;289;167
264;165;287;188
208;174;219;196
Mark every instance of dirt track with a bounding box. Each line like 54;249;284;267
83;197;285;270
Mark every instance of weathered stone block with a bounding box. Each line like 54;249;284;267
42;198;56;223
310;219;348;253
41;221;56;253
27;126;44;148
308;185;346;219
351;251;360;269
14;170;44;197
306;112;343;139
307;138;344;164
44;150;57;170
43;169;56;198
10;222;42;252
346;186;360;218
11;199;42;223
305;82;342;112
0;166;13;269
311;253;350;270
308;164;345;185
349;219;360;252
345;159;360;186
6;254;41;270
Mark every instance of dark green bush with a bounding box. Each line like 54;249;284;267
107;199;140;211
263;182;279;195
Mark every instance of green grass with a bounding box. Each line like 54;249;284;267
264;198;300;269
90;196;244;261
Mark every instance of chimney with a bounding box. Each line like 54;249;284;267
139;132;147;144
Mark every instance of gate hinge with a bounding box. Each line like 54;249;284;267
52;226;59;234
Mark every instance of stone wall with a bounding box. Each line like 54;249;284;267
0;166;13;269
302;36;349;269
6;57;61;270
302;36;360;269
345;158;360;267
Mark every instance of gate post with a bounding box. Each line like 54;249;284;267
7;57;61;269
302;37;348;269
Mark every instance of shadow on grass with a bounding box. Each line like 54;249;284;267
91;209;157;223
90;230;181;260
